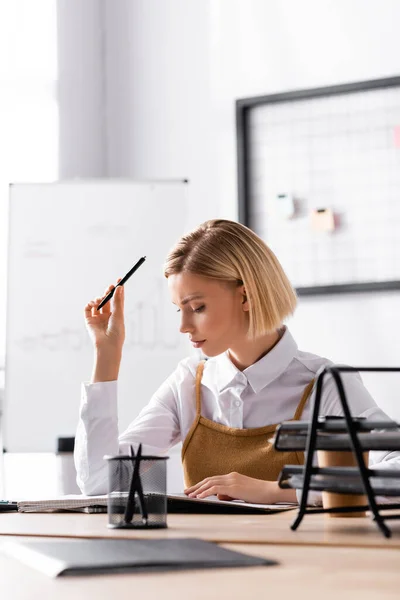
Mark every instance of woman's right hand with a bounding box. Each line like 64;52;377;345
84;282;126;352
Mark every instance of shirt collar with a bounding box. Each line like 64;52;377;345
204;327;298;394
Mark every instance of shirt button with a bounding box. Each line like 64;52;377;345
235;400;241;407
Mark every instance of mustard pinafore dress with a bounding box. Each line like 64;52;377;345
182;360;314;487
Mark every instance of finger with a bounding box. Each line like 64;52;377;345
84;300;95;317
112;284;125;316
184;483;202;495
84;299;98;318
185;477;212;495
196;485;229;499
186;476;228;494
93;297;104;316
188;478;226;498
99;285;114;315
217;494;234;501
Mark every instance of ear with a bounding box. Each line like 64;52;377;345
240;286;250;312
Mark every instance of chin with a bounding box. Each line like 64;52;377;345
201;345;228;358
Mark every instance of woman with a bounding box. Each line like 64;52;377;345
75;219;400;502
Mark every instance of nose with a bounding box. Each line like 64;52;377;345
179;312;194;335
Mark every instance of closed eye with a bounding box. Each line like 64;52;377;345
176;305;205;313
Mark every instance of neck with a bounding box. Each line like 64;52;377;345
227;328;283;371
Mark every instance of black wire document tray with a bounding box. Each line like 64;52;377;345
274;418;400;451
274;365;400;538
279;465;400;497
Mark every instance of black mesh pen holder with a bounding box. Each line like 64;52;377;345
105;452;168;529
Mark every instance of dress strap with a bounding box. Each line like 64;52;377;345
195;360;207;416
293;379;315;421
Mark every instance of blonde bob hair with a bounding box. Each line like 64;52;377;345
164;219;297;338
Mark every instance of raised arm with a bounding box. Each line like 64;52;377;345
75;281;182;494
74;282;125;494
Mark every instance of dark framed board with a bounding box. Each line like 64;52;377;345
236;76;400;295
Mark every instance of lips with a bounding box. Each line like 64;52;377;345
190;339;206;348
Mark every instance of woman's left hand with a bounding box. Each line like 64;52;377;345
184;472;280;504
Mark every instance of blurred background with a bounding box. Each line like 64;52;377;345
1;0;400;498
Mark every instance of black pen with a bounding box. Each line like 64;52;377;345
97;256;146;310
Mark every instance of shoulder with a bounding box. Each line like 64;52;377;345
295;354;378;416
318;366;377;416
150;355;203;406
292;348;334;376
291;346;376;415
155;355;215;397
169;355;206;386
171;354;219;391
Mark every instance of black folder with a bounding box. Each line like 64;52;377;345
166;493;295;514
1;538;277;577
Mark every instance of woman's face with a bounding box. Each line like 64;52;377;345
168;272;249;357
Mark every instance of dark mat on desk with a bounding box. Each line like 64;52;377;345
1;537;277;576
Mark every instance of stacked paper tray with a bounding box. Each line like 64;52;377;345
273;417;400;451
279;465;400;497
274;416;400;497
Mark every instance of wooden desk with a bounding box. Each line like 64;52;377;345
1;537;399;599
2;510;400;548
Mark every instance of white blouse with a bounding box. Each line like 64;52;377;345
74;327;400;499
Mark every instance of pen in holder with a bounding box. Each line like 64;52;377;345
105;445;168;529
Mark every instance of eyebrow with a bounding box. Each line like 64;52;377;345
180;294;205;306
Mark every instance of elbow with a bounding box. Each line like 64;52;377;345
77;473;108;496
74;439;108;496
75;458;108;496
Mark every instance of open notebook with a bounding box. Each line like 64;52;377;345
14;493;296;514
17;495;108;514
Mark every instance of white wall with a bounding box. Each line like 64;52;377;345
57;1;400;418
102;0;400;215
96;0;400;418
103;0;219;227
57;0;106;177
